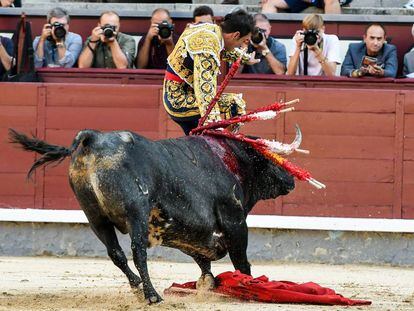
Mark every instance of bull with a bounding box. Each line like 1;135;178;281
9;128;295;303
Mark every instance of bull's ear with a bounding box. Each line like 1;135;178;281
118;132;134;144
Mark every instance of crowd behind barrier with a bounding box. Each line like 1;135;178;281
1;4;414;79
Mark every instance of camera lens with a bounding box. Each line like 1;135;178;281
102;25;115;38
251;28;264;45
304;30;318;46
54;26;66;39
158;21;173;39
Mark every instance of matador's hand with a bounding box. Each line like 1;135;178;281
246;51;260;66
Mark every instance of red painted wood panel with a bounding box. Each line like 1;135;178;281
46;84;160;108
285;182;393;206
46;107;159;131
0;84;38;106
285;112;395;137
0;196;34;209
2;75;412;220
0;173;35;196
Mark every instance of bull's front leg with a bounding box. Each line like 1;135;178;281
128;201;162;304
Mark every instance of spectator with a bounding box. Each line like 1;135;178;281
0;0;14;7
260;0;353;14
403;25;414;77
0;35;13;77
193;5;214;24
340;23;397;78
33;8;82;68
242;13;286;75
403;1;414;9
136;8;177;69
78;11;135;69
287;14;340;76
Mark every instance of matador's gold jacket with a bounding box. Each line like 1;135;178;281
163;23;249;122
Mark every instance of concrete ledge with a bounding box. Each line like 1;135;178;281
1;221;414;266
2;208;414;233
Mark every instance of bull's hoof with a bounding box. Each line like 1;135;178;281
196;273;215;291
147;293;163;304
129;276;142;289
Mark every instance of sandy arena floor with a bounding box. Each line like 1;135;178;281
1;256;414;310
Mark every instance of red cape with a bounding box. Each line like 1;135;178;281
165;270;371;306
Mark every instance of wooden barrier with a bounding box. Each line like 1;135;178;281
2;70;414;220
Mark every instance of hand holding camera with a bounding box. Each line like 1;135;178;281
148;20;174;44
43;22;67;43
251;27;267;51
99;24;117;43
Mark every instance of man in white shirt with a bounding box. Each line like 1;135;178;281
287;14;341;76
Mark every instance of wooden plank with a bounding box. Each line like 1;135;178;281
0;173;35;196
284;181;393;206
284;134;394;160
46;107;159;131
0;128;36;173
393;93;405;218
0;106;37;128
0;84;37;106
46;84;161;108
251;198;282;215
289;158;393;183
404;114;414;138
282;204;392;218
0;196;34;209
402;184;414;206
403;161;414;184
285;112;395;137
284;88;396;113
34;86;46;210
44;197;80;210
404;138;414;160
44;175;72;197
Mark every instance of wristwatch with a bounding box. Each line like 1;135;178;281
56;42;65;48
261;48;270;56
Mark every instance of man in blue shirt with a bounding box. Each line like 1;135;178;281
341;23;398;78
33;7;82;68
0;36;13;77
242;13;286;75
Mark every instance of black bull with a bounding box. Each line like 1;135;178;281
9;129;295;303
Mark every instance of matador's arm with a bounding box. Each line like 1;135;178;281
193;52;221;123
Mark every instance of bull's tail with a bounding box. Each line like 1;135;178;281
9;128;72;178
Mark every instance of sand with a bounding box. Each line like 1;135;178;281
1;256;414;310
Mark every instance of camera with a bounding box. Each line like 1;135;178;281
101;24;117;39
47;22;66;41
157;20;174;39
303;29;319;46
251;27;265;45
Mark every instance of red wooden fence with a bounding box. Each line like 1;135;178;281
1;71;414;219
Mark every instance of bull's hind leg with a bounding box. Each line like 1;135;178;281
90;221;142;288
128;199;162;304
193;256;215;291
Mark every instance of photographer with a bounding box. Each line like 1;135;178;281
287;14;340;76
341;24;397;78
78;11;135;69
0;35;13;77
136;8;177;69
242;13;286;75
33;8;82;68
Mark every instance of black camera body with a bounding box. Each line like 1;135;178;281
303;29;319;46
157;20;174;39
251;27;265;45
47;22;66;41
101;24;117;39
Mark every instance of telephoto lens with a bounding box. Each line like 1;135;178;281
251;27;265;45
47;22;66;41
303;29;318;46
158;20;174;39
101;24;116;39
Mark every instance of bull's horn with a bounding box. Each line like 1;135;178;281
260;124;303;155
